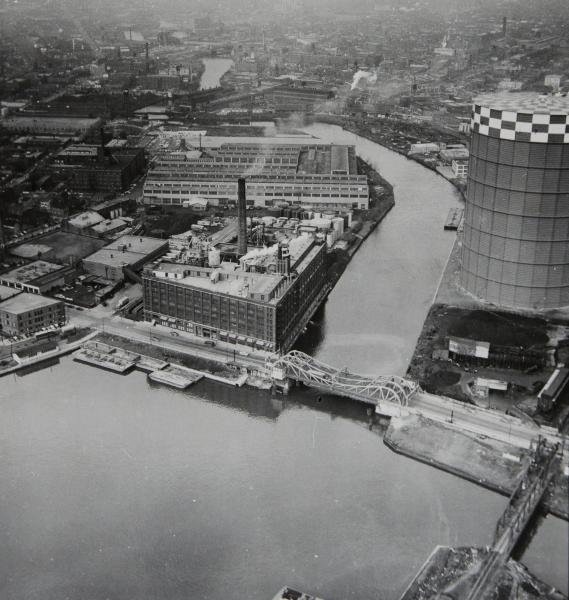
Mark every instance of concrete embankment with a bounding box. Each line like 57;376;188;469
384;414;568;521
0;331;98;378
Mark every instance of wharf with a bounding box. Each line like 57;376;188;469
148;365;203;389
272;587;325;600
0;331;98;378
444;207;463;230
73;347;136;374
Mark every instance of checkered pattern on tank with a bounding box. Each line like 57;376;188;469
471;104;569;143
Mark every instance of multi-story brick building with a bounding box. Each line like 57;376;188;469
0;293;65;336
142;236;328;353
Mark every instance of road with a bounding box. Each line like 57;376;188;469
410;391;563;450
35;306;567;453
66;306;269;371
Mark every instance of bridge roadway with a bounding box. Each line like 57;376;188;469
458;439;559;600
271;351;564;450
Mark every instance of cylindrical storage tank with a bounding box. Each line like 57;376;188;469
208;248;221;267
332;217;345;235
460;93;569;309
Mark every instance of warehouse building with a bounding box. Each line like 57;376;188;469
83;235;169;281
461;92;569;309
142;236;328;352
1;115;102;140
0;293;65;336
143;142;369;210
51;144;146;192
0;260;76;294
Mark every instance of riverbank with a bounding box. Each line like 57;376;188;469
312;115;466;197
385;414;568;521
400;545;565;600
0;329;97;378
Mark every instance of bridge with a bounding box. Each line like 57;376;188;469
269;350;419;412
437;437;561;600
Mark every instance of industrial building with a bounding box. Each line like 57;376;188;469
263;84;335;112
51;144;146;192
461;93;569;309
0;293;65;336
1;115;102;140
142;179;329;352
83;235;169;281
143;142;369;210
0;260;76;294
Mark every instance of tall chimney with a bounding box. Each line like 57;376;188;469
145;42;149;74
237;178;248;256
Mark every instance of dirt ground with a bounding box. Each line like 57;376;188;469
406;304;569;423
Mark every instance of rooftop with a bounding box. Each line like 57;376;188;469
1;260;65;285
0;284;22;302
0;292;62;315
85;235;168;268
68;211;105;229
474;92;569;114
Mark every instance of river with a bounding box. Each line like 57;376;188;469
0;125;566;600
200;58;234;90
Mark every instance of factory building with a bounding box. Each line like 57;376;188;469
0;260;76;294
143;237;327;352
142;179;328;352
51;144;146;192
1;115;102;140
0;293;65;336
83;235;169;281
143;143;369;210
461;93;569;309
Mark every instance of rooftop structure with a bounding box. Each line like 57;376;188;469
461;92;569;309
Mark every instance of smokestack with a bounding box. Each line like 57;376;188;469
98;127;106;162
145;42;149;74
237;178;248;257
502;16;507;37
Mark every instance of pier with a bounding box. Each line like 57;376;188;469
401;438;561;600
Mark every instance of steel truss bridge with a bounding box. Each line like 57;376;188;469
270;350;419;409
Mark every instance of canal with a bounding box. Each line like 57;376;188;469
200;57;233;90
0;126;566;600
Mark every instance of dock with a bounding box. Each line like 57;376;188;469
73;347;136;374
148;365;203;389
272;587;325;600
444;207;464;230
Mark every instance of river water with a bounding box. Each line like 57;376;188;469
200;58;234;90
0;125;566;600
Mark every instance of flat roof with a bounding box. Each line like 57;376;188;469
0;284;22;302
85;235;168;268
9;243;53;259
0;292;62;315
68;211;105;228
1;260;64;285
474;92;569;114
